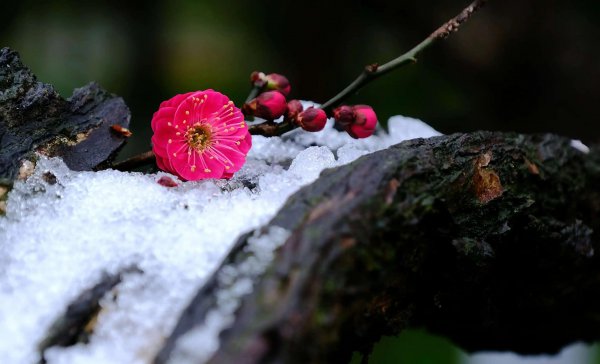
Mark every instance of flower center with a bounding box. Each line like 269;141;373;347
186;124;212;151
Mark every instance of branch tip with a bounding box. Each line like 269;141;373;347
431;0;488;40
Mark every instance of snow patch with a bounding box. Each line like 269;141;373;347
169;226;291;364
570;139;590;154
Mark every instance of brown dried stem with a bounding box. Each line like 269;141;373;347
110;151;156;171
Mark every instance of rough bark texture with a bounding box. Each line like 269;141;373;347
156;132;600;364
0;47;130;181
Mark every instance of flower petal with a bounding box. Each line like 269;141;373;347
171;91;222;127
210;142;247;173
221;172;234;179
237;132;252;154
173;149;225;180
159;92;196;108
208;112;248;149
152;118;185;160
199;91;228;118
155;152;173;173
151;106;176;132
151;135;167;158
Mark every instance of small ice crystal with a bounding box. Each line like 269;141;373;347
169;226;291;364
570;139;590;154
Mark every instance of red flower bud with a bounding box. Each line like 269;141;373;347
346;105;377;139
243;91;288;120
265;73;291;97
295;107;327;132
285;99;304;121
250;71;267;87
332;105;355;127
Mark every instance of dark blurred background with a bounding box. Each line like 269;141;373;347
1;0;599;159
2;1;600;362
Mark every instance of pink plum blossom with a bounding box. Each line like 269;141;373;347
151;90;251;181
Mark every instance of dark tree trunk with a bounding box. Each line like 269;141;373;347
156;132;600;364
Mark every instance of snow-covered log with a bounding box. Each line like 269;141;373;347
156;132;600;364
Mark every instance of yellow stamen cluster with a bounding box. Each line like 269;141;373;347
185;124;212;151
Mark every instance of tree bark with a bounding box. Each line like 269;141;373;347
156;132;600;364
0;47;130;181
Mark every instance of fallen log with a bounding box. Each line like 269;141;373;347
156;132;600;363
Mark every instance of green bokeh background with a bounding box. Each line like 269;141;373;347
351;330;462;364
2;1;600;362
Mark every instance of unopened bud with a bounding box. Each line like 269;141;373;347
346;105;377;139
243;91;288;120
295;107;327;132
332;105;355;127
285;99;304;121
250;71;267;87
264;73;291;97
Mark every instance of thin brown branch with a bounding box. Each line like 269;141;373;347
247;0;488;138
248;120;294;137
110;150;156;171
320;0;488;112
431;0;488;40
